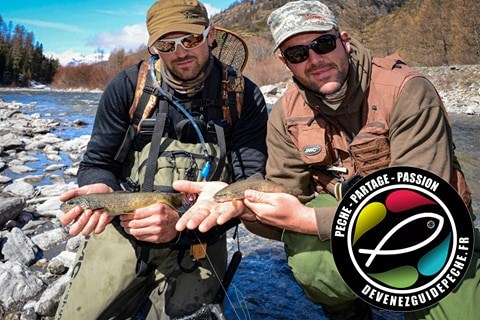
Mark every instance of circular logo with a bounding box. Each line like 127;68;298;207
331;166;474;311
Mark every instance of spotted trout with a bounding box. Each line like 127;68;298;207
60;191;184;216
213;174;290;202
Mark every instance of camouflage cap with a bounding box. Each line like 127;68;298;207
147;0;210;47
267;0;338;50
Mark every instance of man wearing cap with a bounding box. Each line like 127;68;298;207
242;1;478;319
54;0;267;319
174;1;478;319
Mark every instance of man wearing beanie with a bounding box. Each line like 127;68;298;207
175;1;479;320
55;0;267;319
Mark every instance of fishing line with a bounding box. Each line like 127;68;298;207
148;55;211;180
228;228;251;320
230;284;252;320
193;230;246;320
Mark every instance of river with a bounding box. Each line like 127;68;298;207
0;89;478;320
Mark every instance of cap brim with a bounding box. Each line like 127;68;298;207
148;24;206;47
273;25;335;51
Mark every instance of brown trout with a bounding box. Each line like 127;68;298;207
213;174;290;202
60;191;184;216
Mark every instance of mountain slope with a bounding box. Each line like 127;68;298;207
212;0;480;66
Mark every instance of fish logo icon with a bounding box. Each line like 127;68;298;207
331;167;474;311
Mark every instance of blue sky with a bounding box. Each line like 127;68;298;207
1;0;235;65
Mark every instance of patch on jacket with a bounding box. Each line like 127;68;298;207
303;145;322;156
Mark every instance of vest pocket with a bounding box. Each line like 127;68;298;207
350;124;390;176
287;119;333;165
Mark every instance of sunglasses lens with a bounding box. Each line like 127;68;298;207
181;34;205;49
283;46;309;64
311;35;337;55
155;40;176;53
282;34;338;64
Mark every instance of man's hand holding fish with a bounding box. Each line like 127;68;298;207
243;190;318;234
119;201;181;243
173;174;305;232
59;183;114;236
60;183;184;243
173;180;248;233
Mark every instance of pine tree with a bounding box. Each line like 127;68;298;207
0;15;59;87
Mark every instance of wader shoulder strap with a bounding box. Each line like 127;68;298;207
135;112;166;278
131;60;159;131
114;61;158;164
114;124;136;163
142;113;168;192
117;61;243;165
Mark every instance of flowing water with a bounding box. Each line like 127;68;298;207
0;89;478;319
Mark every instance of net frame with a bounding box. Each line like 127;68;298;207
212;27;249;72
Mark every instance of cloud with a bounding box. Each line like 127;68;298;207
96;4;149;17
13;18;83;33
86;3;220;54
96;9;131;16
49;3;223;66
87;23;148;52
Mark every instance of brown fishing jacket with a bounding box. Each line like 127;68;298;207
244;40;471;241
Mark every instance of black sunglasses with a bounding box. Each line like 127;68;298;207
281;34;340;64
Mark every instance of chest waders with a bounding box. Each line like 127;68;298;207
115;55;238;272
114;55;244;320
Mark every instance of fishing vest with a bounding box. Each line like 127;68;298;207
282;53;472;208
115;58;244;191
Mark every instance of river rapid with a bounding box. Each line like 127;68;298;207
0;89;478;320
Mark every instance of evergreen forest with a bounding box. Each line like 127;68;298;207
0;15;59;87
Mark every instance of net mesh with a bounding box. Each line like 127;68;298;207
172;304;225;320
212;27;248;72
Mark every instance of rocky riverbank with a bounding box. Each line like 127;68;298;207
262;64;480;115
0;65;479;319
